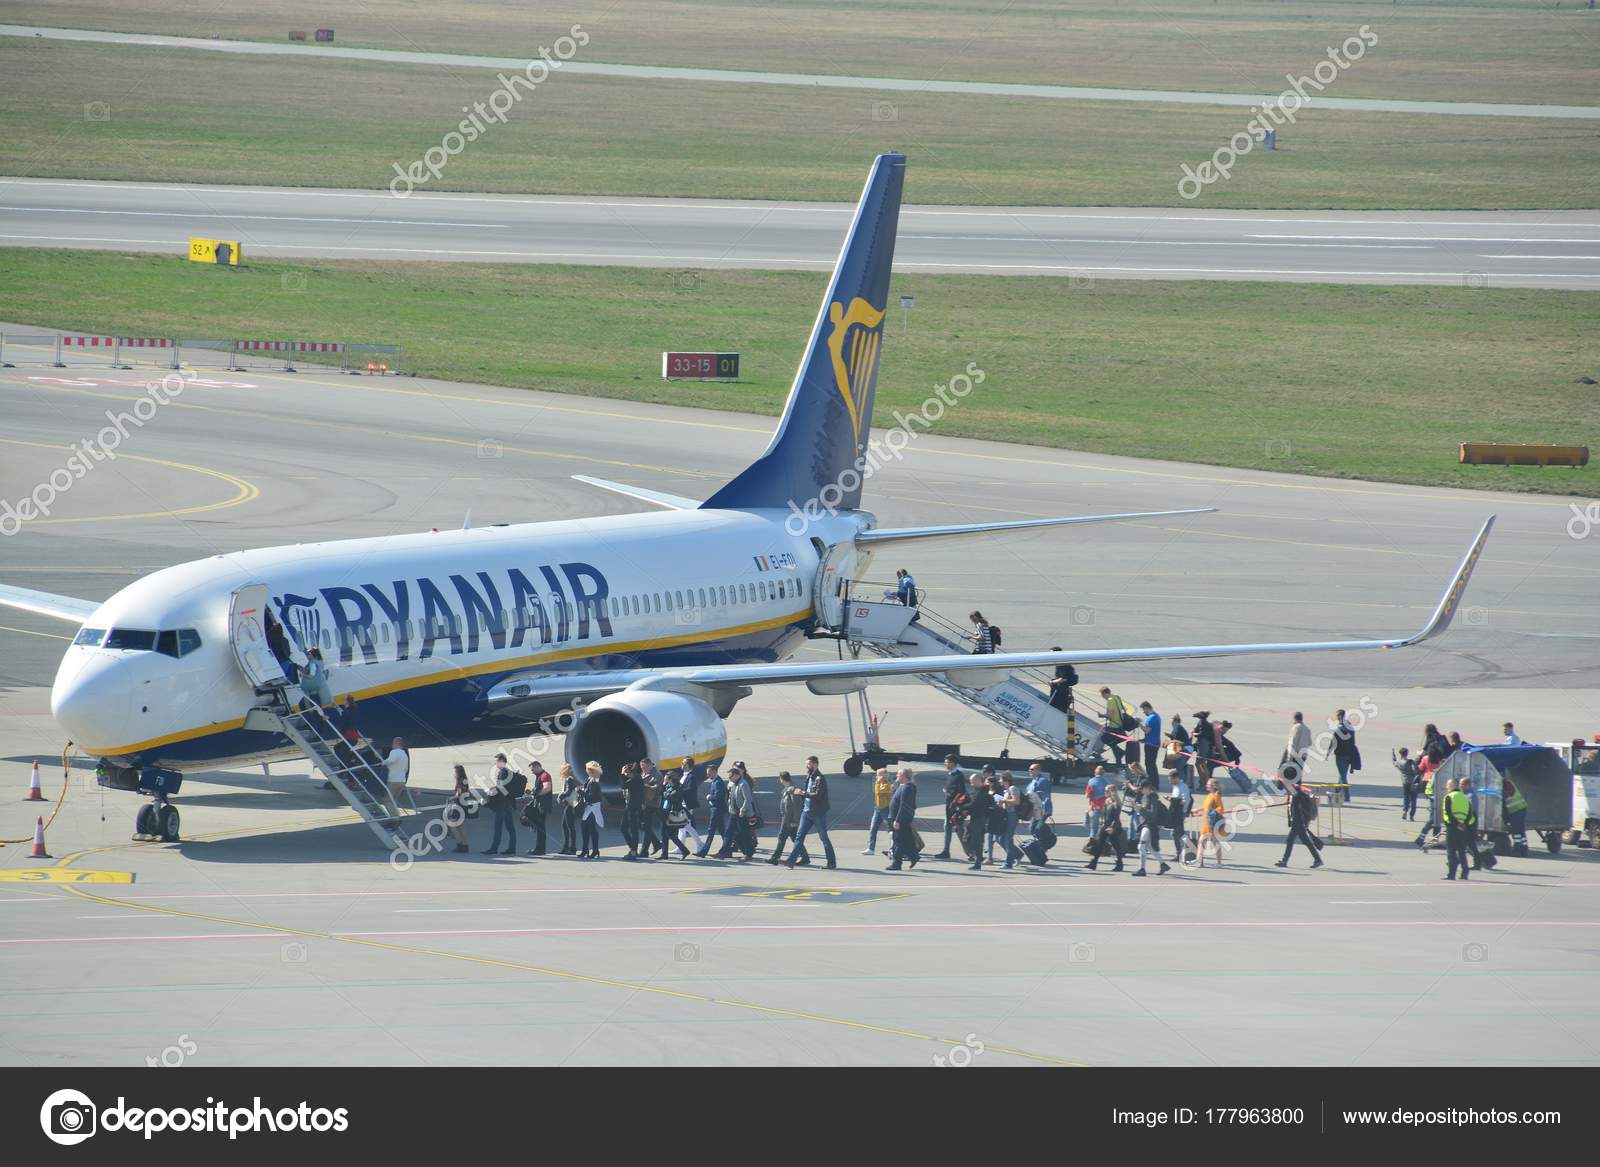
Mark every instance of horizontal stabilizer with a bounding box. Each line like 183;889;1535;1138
0;583;98;624
571;475;698;511
856;507;1216;551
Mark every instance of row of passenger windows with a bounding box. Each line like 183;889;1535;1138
75;627;202;658
298;576;803;652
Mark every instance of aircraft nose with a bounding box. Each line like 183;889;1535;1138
51;652;133;749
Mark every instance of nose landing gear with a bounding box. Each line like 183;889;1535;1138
133;797;181;843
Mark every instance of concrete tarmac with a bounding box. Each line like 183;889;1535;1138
5;178;1599;288
0;356;1596;1066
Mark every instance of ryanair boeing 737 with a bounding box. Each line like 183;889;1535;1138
0;154;1493;842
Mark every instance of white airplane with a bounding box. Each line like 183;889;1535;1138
2;153;1493;841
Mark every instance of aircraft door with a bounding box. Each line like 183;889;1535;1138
813;538;860;629
229;584;288;690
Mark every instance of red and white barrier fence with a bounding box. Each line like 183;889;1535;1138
0;333;399;374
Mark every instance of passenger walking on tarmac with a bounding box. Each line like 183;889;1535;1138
1100;687;1134;765
483;751;521;856
964;771;990;870
966;611;996;654
1285;712;1313;784
681;760;703;825
1167;713;1192;784
1138;702;1162;783
383;736;412;814
1026;762;1054;823
865;767;894;855
787;756;837;869
886;767;920;870
695;762;728;858
579;761;604;858
661;769;692;858
935;755;967;859
1422;723;1448;765
998;775;1023;869
985;771;1009;863
1219;720;1250;793
1087;780;1126;872
446;765;472;853
768;772;804;865
1275;779;1324;869
1085;766;1109;838
1168;768;1193;864
1393;748;1420;821
1197;779;1227;868
1413;752;1444;848
720;762;758;860
620;762;644;859
1132;777;1171;876
1191;711;1218;784
1325;709;1361;803
640;760;665;858
558;763;582;854
1443;777;1476;880
524;760;551;856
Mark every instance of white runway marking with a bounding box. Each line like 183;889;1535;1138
391;907;511;914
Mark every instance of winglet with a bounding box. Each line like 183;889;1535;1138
1390;515;1495;648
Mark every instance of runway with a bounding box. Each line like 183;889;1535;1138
7;25;1599;121
1;359;1597;1067
5;178;1600;287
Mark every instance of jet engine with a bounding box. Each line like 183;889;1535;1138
565;687;727;786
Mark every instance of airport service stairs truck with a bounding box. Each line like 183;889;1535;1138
830;590;1102;774
244;688;402;846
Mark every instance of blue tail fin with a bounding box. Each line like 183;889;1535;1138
702;152;905;512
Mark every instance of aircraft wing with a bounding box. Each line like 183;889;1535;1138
571;475;698;511
490;515;1494;709
855;508;1216;551
0;583;99;624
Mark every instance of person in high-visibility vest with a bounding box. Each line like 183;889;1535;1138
1443;778;1477;881
1503;776;1529;857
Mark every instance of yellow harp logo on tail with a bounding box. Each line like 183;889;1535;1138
825;297;886;446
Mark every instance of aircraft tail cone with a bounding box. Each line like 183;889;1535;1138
25;760;43;801
30;815;50;858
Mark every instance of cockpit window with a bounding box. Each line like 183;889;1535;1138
152;629;202;658
104;628;157;651
73;627;105;647
177;629;202;657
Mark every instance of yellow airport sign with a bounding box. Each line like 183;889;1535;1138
189;237;242;266
0;868;134;884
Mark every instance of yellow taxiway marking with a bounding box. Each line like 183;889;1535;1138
0;623;72;640
0;867;132;884
0;438;259;526
45;834;1081;1066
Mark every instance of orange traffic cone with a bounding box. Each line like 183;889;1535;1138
25;760;44;801
30;815;50;858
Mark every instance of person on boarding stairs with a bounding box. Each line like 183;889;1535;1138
967;611;995;654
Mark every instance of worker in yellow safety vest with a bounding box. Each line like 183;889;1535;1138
1443;778;1477;881
1503;777;1529;857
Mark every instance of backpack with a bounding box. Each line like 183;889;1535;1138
505;770;528;799
989;624;1003;647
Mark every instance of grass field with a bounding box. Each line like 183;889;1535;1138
4;42;1598;209
2;249;1594;496
3;0;1597;105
